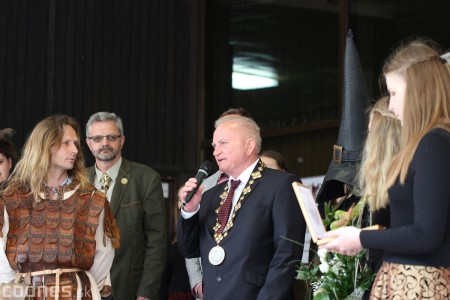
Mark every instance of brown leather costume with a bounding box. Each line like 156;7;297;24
0;183;120;300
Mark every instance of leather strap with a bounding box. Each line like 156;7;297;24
15;268;82;300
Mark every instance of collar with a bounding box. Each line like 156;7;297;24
95;157;122;183
228;159;259;187
217;172;229;184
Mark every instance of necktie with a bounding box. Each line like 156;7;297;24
101;173;112;194
217;179;241;234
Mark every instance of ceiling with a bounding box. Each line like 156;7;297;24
221;0;450;90
225;0;395;86
209;0;450;130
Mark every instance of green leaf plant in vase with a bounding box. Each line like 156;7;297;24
297;197;376;300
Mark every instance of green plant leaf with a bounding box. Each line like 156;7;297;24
293;197;375;300
313;290;331;300
330;218;348;230
349;198;366;219
334;210;347;220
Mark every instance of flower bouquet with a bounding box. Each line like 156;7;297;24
296;197;376;300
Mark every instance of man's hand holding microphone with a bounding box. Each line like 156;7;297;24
179;161;212;213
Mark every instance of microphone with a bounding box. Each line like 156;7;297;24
184;160;213;205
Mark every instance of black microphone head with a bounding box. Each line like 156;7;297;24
199;160;213;176
184;160;214;205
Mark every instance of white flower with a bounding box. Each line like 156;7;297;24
317;248;328;263
331;259;345;275
319;262;330;273
331;263;342;275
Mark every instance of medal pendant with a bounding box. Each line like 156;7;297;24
209;245;226;265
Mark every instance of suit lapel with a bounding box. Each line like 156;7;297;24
236;159;264;205
109;159;130;216
88;167;96;184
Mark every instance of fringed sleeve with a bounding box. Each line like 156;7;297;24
103;201;120;249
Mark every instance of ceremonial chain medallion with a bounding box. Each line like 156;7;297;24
208;245;226;266
208;160;264;265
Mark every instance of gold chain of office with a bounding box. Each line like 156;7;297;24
213;161;264;244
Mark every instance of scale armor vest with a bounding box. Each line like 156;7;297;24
0;185;105;273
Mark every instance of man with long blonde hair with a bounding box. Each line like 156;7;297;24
0;115;120;299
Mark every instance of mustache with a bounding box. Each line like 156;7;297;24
99;146;114;152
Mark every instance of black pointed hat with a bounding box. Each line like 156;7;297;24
316;30;369;202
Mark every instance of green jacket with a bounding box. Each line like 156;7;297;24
88;158;167;300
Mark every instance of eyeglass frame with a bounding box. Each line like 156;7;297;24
87;134;123;143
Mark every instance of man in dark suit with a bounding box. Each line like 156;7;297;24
86;112;167;300
177;114;305;300
184;107;252;299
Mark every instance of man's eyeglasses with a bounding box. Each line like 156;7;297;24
87;135;122;143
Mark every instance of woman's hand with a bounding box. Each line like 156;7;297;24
320;226;363;256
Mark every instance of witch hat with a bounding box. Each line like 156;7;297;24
316;30;369;202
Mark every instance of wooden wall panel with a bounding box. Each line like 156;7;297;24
0;0;203;179
0;0;49;137
261;124;339;178
235;117;340;181
1;0;348;183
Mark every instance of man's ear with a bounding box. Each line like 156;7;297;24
246;138;256;155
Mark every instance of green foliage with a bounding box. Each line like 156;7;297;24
297;197;375;300
297;248;375;299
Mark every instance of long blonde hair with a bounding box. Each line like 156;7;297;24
383;39;450;188
358;97;401;211
5;115;89;199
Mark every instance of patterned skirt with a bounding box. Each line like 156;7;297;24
370;262;450;300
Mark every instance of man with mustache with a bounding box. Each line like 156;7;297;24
86;112;167;300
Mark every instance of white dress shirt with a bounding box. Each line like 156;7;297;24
181;159;259;222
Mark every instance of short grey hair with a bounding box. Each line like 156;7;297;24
215;114;262;154
86;112;124;137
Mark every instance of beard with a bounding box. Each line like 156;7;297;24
95;146;118;161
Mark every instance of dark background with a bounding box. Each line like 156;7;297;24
2;0;450;191
2;1;450;298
